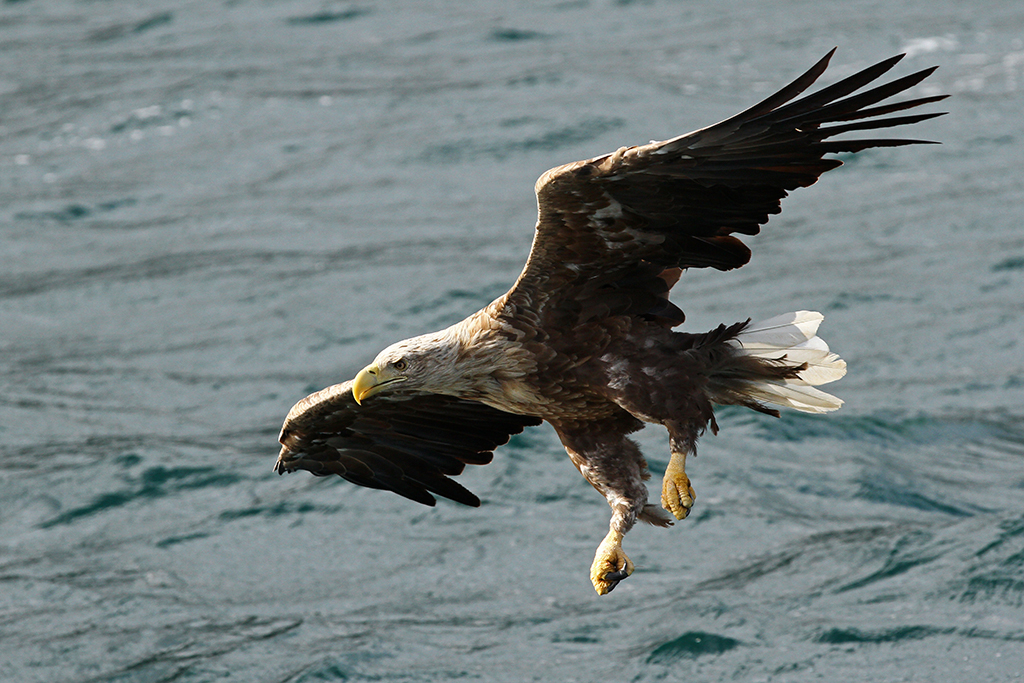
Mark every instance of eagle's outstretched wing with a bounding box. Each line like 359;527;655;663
503;50;946;329
276;381;541;506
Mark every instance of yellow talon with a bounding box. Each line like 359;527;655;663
661;451;696;520
590;529;634;595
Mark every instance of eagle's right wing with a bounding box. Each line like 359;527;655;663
502;50;946;330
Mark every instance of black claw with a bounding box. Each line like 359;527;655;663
604;567;631;583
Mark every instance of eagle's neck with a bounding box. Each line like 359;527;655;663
428;309;546;413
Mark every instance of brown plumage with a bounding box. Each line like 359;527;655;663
275;50;945;594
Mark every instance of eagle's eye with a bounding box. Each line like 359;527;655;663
393;359;407;371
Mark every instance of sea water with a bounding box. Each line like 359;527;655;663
2;1;1023;681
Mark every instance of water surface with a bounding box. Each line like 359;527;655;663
2;1;1023;681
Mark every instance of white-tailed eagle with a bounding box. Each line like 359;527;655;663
276;50;945;594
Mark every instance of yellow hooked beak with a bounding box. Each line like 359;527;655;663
351;363;407;405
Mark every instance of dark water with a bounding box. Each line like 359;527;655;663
2;1;1023;681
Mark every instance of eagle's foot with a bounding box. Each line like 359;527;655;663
661;451;695;520
590;529;633;595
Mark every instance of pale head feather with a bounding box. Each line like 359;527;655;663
370;312;532;403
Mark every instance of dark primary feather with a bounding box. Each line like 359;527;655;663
503;50;947;331
276;381;541;507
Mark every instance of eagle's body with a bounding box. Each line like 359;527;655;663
276;51;945;594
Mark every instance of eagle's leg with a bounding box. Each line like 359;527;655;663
661;422;699;520
661;450;696;520
554;424;658;595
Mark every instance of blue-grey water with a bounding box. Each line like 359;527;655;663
2;1;1023;681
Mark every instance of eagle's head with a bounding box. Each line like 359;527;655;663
351;332;462;404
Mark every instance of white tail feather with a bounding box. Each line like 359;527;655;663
728;311;847;413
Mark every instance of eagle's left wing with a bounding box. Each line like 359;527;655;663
276;381;541;507
501;50;946;330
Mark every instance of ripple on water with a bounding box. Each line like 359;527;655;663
646;631;742;664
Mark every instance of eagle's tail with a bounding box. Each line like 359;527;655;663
718;311;847;414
